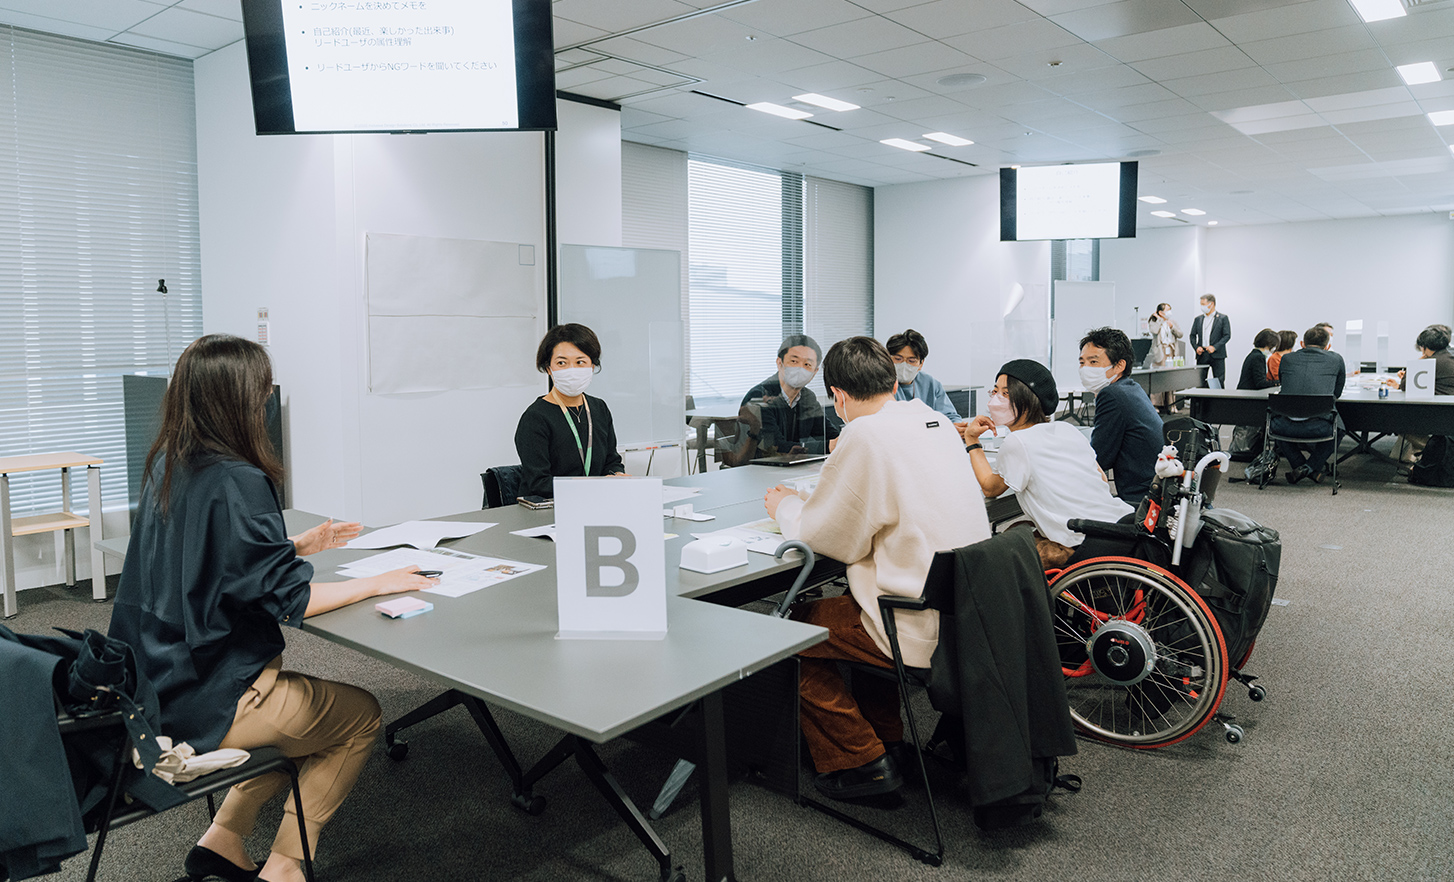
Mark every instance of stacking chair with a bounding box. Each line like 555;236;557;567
481;464;523;508
1262;393;1340;495
59;708;315;882
775;548;956;867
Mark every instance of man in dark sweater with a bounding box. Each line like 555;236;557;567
1079;327;1163;506
722;334;840;465
1274;325;1346;483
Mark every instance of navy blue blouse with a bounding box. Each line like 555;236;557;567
109;456;312;752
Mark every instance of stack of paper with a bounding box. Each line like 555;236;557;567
337;547;545;598
344;520;495;550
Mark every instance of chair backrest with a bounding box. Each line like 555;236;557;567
1268;393;1336;421
482;465;523;509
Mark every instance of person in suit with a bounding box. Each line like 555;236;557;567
514;323;628;498
108;335;435;882
1078;327;1164;506
1274;325;1346;483
1237;328;1280;391
1189;294;1231;388
1395;324;1454;467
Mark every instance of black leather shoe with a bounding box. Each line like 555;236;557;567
883;740;924;785
1310;468;1325;484
1285;465;1310;485
184;846;259;882
814;753;903;800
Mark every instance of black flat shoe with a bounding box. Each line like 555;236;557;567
1284;469;1302;485
814;753;903;801
184;845;259;882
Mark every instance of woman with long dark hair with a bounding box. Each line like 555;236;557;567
109;334;433;882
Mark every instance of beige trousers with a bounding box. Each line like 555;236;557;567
213;657;382;861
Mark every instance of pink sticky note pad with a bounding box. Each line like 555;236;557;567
376;597;434;619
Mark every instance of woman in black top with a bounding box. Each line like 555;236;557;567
108;335;432;882
1237;327;1280;390
514;323;627;498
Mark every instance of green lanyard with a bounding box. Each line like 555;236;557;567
555;396;594;475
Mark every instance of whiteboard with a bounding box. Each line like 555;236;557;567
558;245;684;448
1052;281;1116;393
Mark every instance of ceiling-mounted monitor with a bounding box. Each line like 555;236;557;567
240;0;556;135
1000;161;1138;241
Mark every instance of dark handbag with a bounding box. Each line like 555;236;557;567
1228;425;1264;462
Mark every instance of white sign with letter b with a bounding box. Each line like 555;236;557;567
555;477;666;640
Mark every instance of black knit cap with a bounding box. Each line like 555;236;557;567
998;359;1059;416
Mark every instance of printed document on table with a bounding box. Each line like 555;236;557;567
336;547;544;598
691;518;787;555
335;547;484;578
510;524;557;540
344;520;495;550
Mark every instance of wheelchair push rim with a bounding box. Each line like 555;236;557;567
1049;557;1228;748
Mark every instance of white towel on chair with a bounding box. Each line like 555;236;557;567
133;736;250;784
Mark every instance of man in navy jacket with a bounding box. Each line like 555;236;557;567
1080;327;1164;506
1190;294;1232;388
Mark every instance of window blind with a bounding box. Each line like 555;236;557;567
804;176;873;353
686;157;788;400
0;27;201;517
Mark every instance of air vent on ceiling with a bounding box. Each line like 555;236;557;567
936;73;988;89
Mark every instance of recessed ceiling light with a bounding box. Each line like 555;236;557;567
1182;208;1206;216
1348;0;1406;22
1398;62;1442;85
1208;221;1219;226
923;132;973;146
1138;195;1167;204
1150;210;1177;218
1429;110;1454;126
793;93;860;112
746;102;812;120
881;138;931;152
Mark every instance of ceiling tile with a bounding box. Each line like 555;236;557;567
702;37;836;74
107;31;210;58
778;59;884;92
552;0;698;34
1050;0;1203;43
941;18;1084;61
1303;87;1414;113
632;11;759;55
1093;22;1233;62
1367;8;1454;46
1239;25;1379;66
1019;0;1127;16
1191;85;1301;112
1208;0;1360;44
851;40;980;79
954;79;1059;108
553;18;610;48
178;0;241;22
1180;0;1306;18
1261;49;1392;85
1071;82;1178;112
885;0;1041;38
0;0;166;31
0;10;116;42
1108;96;1204;122
870;94;977;121
1037;62;1151;95
1159;66;1281;98
789;16;927;57
990;42;1123;81
590;36;691;67
716;0;873;37
1283;70;1407;100
1380;34;1454;68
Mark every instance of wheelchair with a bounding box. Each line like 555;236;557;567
1046;448;1271;749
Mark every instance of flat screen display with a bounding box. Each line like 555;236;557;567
1000;161;1138;241
241;0;556;134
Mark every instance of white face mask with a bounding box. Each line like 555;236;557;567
782;364;815;390
551;366;593;397
1079;364;1116;394
895;362;920;385
1162;309;1172;318
1202;304;1214;315
986;392;1016;427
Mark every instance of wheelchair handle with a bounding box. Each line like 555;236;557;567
771;540;817;619
1066;518;1142;541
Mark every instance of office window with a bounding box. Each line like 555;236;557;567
805;177;873;354
0;28;201;516
1052;239;1100;281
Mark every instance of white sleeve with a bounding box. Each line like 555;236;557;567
995;433;1030;494
774;494;805;540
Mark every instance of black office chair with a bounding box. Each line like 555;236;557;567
59;709;315;882
775;547;955;867
1262;393;1339;494
481;464;522;508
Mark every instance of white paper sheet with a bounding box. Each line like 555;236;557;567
691;518;786;555
336;547;544;598
345;520;496;550
510;524;557;540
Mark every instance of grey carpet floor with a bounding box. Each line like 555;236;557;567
13;438;1454;882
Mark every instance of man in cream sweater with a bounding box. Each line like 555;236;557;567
765;336;990;800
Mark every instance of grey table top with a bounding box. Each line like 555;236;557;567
1181;386;1454;405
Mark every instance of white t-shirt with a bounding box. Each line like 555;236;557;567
994;421;1134;547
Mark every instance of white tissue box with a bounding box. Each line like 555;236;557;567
679;537;749;573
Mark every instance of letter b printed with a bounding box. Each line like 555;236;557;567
584;525;639;597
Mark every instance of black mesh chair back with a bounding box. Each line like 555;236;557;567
482;464;523;508
1268;393;1337;422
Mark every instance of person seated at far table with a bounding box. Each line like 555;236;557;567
763;336;989;800
1395;324;1454;467
1078;327;1164;507
1267;330;1297;383
1273;324;1345;484
1237;328;1281;391
515;323;627;498
962;359;1133;569
722;334;840;465
886;328;961;421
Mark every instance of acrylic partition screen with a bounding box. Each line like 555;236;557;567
1051;281;1117;393
558;246;684;449
968;282;1049;393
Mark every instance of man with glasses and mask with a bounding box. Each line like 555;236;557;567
722;334;839;465
887;328;961;421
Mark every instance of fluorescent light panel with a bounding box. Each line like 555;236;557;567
1150;210;1177;218
1429;110;1454;126
1208;221;1219;226
1137;195;1167;204
1348;0;1406;22
792;93;859;112
923;132;973;146
746;102;812;120
881;138;931;152
1182;208;1206;216
1398;62;1441;86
